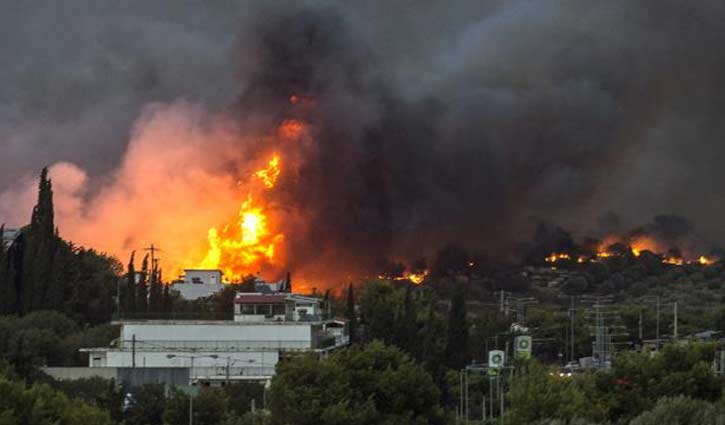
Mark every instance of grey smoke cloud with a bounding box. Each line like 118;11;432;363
3;0;725;279
0;0;241;190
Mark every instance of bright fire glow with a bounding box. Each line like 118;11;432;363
197;152;286;282
253;154;281;189
698;255;714;265
378;270;430;285
545;253;571;263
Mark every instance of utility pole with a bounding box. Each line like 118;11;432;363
482;395;486;421
570;296;575;363
190;356;194;425
144;244;162;272
132;334;136;368
498;374;504;424
638;309;643;341
673;301;678;339
656;296;661;352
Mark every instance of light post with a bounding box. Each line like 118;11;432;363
167;354;218;425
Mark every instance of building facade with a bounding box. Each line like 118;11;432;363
81;286;348;385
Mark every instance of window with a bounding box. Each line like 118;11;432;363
272;304;286;315
256;304;272;315
241;304;255;314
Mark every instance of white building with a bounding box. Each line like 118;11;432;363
170;269;225;300
81;290;348;385
170;270;292;300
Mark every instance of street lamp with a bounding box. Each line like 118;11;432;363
166;354;219;425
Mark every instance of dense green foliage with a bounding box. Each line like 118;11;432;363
269;341;445;425
0;367;112;424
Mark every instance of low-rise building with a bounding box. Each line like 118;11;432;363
81;287;348;386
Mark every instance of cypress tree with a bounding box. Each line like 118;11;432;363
162;272;172;316
4;232;23;315
346;284;358;343
445;282;468;369
21;167;57;313
0;225;7;314
125;252;136;315
136;254;149;314
148;261;162;313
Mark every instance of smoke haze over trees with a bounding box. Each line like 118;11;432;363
3;1;725;279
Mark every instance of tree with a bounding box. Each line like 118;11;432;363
0;224;11;315
0;368;112;424
164;387;229;425
162;278;172;315
148;261;162;314
445;282;468;369
20;167;58;313
269;341;445;425
506;361;601;424
125;384;166;425
630;396;723;425
345;284;358;343
136;254;149;314
125;252;136;315
358;280;400;344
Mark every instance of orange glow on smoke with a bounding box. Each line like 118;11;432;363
278;119;305;140
629;236;659;257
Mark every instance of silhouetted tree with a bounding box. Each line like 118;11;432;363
125;252;136;314
346;284;358;343
136;255;149;314
148;262;162;313
445;282;468;369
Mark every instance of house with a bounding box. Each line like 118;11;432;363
77;287;348;386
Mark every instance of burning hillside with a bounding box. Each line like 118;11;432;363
5;3;725;289
536;215;720;268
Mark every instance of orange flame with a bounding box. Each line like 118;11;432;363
545;253;571;263
253;154;281;189
197;152;286;282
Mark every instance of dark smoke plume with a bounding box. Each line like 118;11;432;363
4;1;725;281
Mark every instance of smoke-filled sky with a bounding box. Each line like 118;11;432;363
2;0;725;280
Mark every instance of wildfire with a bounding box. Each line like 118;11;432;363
378;270;430;285
253;154;281;189
547;241;717;268
403;271;429;285
197;150;287;282
545;253;571;263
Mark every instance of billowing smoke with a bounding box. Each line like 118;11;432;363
3;1;725;283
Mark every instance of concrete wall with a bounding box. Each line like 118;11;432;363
43;367;117;381
103;350;278;369
170;282;223;300
120;323;313;346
